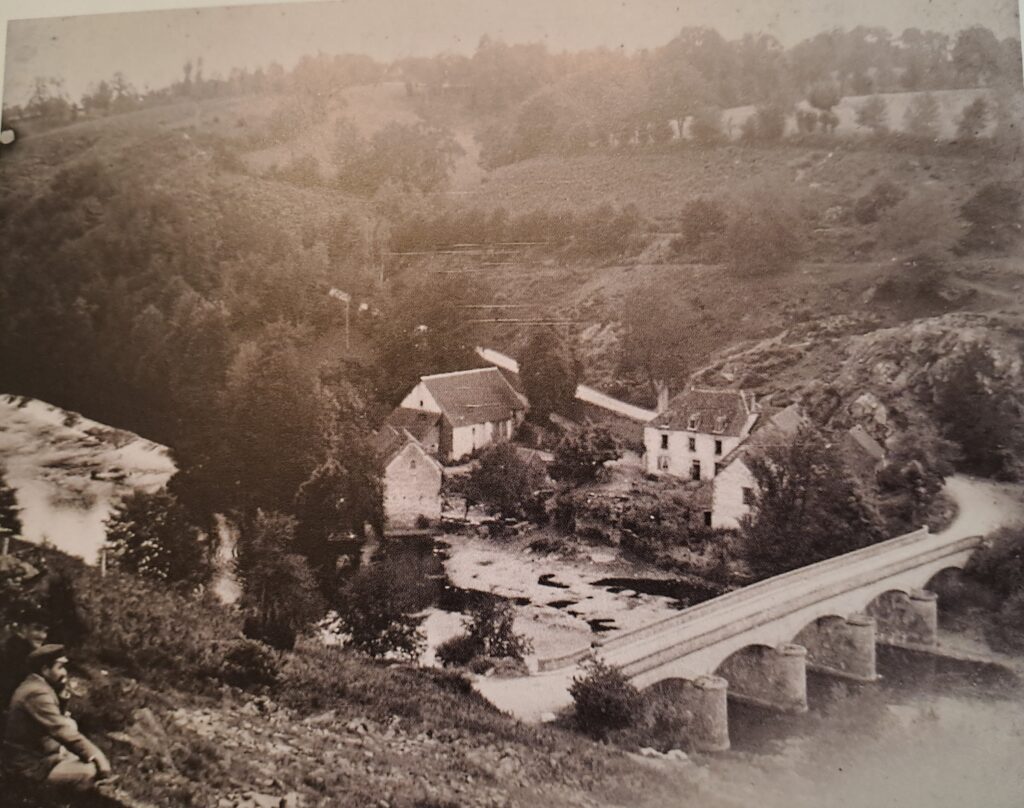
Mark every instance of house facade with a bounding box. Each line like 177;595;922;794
377;427;444;531
709;405;805;529
399;367;527;462
644;389;759;482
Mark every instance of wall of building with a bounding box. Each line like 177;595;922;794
450;418;513;461
711;458;755;529
400;383;442;413
383;444;442;530
644;427;741;481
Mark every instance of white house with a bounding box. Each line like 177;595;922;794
399;367;527;462
710;405;805;529
644;388;759;481
710;407;887;530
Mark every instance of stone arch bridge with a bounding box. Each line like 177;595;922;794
545;525;985;751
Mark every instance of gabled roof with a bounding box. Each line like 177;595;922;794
385;408;442;444
648;388;755;437
719;404;806;467
373;425;443;472
421;367;525;427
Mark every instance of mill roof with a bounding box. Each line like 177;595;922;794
648;388;755;437
373;425;443;471
421;367;525;426
385;408;442;443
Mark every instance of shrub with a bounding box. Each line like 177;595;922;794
435;633;483;667
213;638;280;689
724;179;805;275
853;181;906;225
569;659;643;737
959;182;1022;253
463;443;545;520
466;599;532;661
338;560;426;661
677;196;727;256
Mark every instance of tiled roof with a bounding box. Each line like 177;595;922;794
422;367;525;427
649;388;754;437
373;425;442;471
719;404;806;466
385;408;441;443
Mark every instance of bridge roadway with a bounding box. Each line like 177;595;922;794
473;477;1023;737
593;524;974;686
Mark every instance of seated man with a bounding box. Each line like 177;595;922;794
3;644;112;790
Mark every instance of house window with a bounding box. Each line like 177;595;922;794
714;462;723;475
691;460;701;481
410;459;417;469
419;400;424;408
714;439;723;456
688;437;696;452
660;433;669;450
688;415;699;430
703;511;713;528
742;487;755;506
658;455;670;470
713;416;727;434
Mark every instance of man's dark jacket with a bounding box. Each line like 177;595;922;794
3;673;102;779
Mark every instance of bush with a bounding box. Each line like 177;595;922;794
466;599;532;661
676;196;727;258
213;638;280;689
435;633;483;667
338;560;426;661
853;181;906;225
569;659;643;738
724;179;804;275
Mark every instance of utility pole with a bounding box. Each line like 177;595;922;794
329;288;352;350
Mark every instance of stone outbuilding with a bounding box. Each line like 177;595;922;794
375;426;444;532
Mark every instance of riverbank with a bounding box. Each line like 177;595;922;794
0;395;175;563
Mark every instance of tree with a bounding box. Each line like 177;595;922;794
853;180;906;225
337;121;464;194
0;465;22;545
235;510;325;650
724;179;805;275
337;557;425;660
955;97;989;141
877;189;964;258
741;426;885;575
677;196;727;257
855;95;889;136
464;442;545;520
807;82;841;112
689;106;725;145
903;93;940;139
550;425;622;485
104;489;210;586
952;26;1003;87
933;345;1020;479
464;598;532;660
520;330;577;423
958;182;1022;253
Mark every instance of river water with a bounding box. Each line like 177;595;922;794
706;646;1024;808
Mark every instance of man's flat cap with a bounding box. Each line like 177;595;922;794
27;643;66;667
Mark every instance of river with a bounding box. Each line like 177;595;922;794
701;645;1024;808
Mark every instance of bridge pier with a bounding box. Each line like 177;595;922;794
718;643;808;714
648;675;731;752
867;589;939;646
794;614;878;682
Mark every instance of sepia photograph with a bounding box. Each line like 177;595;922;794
1;0;1023;805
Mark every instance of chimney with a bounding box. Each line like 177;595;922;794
655;381;670;414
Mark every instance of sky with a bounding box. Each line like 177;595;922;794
1;0;1022;108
